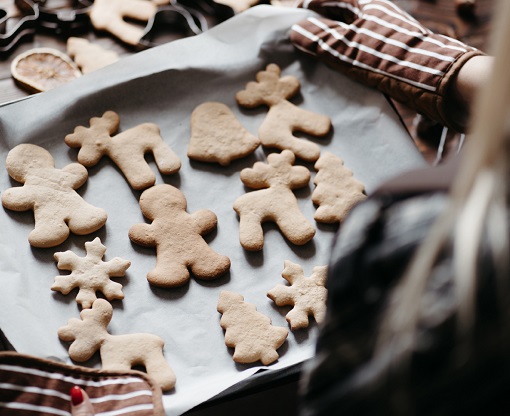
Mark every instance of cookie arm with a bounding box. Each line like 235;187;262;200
191;209;218;235
62;163;89;189
1;187;35;211
129;223;157;246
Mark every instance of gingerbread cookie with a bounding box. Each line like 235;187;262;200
217;291;288;365
2;144;107;248
233;150;315;251
215;0;260;12
129;184;231;288
67;37;119;74
267;260;328;330
187;102;260;166
236;63;331;162
58;298;176;391
312;152;366;223
89;0;160;46
52;237;131;309
65;111;181;190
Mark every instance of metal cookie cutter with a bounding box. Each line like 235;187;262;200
0;0;39;54
138;3;208;50
15;0;92;36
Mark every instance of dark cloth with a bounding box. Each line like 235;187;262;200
299;159;510;415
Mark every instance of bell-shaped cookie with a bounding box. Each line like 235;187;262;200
187;102;260;166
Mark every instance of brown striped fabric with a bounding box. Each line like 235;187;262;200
290;0;485;132
0;352;165;415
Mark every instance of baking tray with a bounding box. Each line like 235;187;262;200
0;6;426;414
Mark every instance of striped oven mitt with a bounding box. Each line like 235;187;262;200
290;0;485;132
0;352;165;415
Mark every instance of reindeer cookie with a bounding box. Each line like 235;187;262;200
217;291;288;365
52;238;131;309
129;184;231;288
65;111;181;190
58;298;176;391
89;0;162;46
233;150;315;251
2;144;107;248
267;260;328;330
187;102;260;166
236;63;331;162
312;152;366;224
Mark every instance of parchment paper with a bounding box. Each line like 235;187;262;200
0;6;427;415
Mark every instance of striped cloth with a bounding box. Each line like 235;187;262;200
290;0;484;132
0;352;164;416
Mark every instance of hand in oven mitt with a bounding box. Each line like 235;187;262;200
290;0;485;132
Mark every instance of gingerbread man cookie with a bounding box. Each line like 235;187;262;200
52;237;131;309
65;111;181;190
312;152;366;223
267;260;328;330
187;102;260;166
236;63;331;162
58;298;176;391
2;144;107;248
233;150;315;251
217;291;288;365
129;184;231;288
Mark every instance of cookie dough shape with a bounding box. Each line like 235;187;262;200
312;152;366;223
217;291;288;365
58;298;176;391
89;0;161;45
187;102;260;166
52;237;131;309
267;260;328;330
215;0;260;12
2;144;107;248
129;184;231;288
236;63;331;162
65;111;181;190
67;37;119;74
233;150;315;251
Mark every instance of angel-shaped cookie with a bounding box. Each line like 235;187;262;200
2;144;107;248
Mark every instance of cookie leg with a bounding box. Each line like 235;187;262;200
238;213;265;251
148;261;190;288
277;212;315;246
190;251;231;280
153;142;181;175
115;157;157;190
29;219;70;248
144;354;176;391
68;206;107;235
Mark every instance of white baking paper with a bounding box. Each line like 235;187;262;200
0;6;427;415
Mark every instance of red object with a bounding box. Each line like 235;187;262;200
70;386;84;406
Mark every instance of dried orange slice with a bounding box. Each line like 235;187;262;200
11;48;82;93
